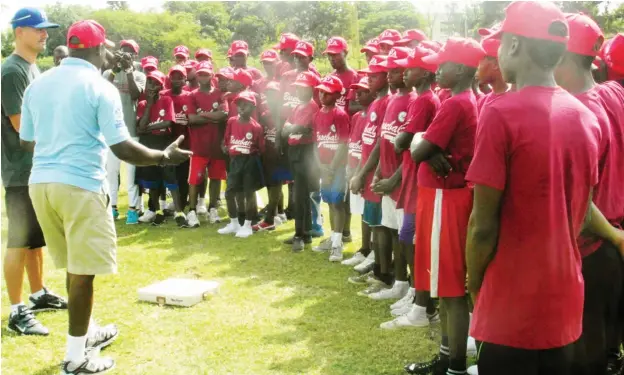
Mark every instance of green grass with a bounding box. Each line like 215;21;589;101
1;187;438;375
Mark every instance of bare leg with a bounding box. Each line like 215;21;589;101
393;234;408;282
331;202;346;234
25;248;44;293
171;189;184;212
245;191;257;220
199;176;207;200
4;249;27;304
208;179;221;209
189;184;199;211
442;296;470;372
67;273;95;337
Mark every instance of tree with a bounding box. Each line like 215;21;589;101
107;1;129;11
1;29;14;57
358;2;427;42
43;2;93;56
163;1;232;47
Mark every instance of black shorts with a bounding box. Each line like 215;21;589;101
5;186;45;249
477;341;575;375
226;155;265;194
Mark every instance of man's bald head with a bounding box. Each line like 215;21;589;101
53;45;69;66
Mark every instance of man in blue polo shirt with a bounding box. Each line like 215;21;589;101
1;7;67;337
20;20;191;374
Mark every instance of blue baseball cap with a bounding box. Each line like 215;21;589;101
11;7;59;29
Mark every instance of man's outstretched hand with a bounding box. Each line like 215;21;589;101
162;136;193;165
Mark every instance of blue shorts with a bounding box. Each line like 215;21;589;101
270;166;293;185
363;200;382;227
399;213;416;245
321;167;347;204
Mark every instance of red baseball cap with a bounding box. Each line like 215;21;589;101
350;76;370;90
235;90;257;106
395;46;438;73
481;36;500;58
265;81;281;91
360;38;380;54
120;39;139;54
147;70;167;86
67;20;114;49
216;67;235;80
316;75;344;94
378;29;402;46
260;49;279;63
422;37;486;69
358;55;389;74
195;48;212;59
565;13;603;57
293;71;321;88
292;41;314;57
395;29;428;46
231;40;249;56
378;47;412;70
419;40;442;53
233;68;253;88
169;64;187;78
323;37;348;54
184;60;198;72
173;45;189;58
195;61;213;75
141;56;158;70
603;33;624;75
490;1;569;43
273;33;300;50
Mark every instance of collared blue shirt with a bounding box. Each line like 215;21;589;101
20;57;130;193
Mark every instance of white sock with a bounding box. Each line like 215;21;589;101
244;220;252;228
393;280;409;290
11;303;25;315
331;232;343;247
406;304;426;321
230;218;239;225
87;319;97;336
65;334;87;363
159;200;166;208
31;288;46;299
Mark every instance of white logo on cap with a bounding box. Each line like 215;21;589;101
281;36;287;43
159;109;165;117
389;49;397;58
398;111;407;123
370;112;377;122
212;102;219;109
296;41;307;50
182;105;188;112
370;57;379;65
330;124;336;132
328;38;339;47
234;41;246;48
297;73;307;80
408;49;416;58
381;31;392;38
341;87;346;95
246;132;253;140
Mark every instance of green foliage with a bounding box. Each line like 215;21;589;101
358;2;427;42
1;29;14;58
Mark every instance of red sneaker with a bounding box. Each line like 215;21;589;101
252;221;276;232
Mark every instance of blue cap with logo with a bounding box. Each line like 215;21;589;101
11;7;59;29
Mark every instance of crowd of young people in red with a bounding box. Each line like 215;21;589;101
125;2;624;374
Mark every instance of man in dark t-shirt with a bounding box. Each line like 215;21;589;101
1;7;67;336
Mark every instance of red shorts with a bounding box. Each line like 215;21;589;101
188;156;227;185
414;186;473;298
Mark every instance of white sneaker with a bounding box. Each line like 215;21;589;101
277;213;288;223
218;221;240;235
274;216;283;226
235;224;253;238
138;210;156;223
196;201;208;216
165;201;175;211
313;238;332;253
391;303;413;317
379;305;429;329
467;336;478;357
467;365;479;375
329;246;343;262
209;208;221;224
61;355;115;375
341;252;367;266
354;252;375;272
369;281;410;301
390;287;415;310
187;211;200;228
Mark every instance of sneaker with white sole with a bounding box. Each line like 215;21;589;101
235;224;253;238
86;323;119;350
357;282;390;297
277;213;288;222
7;305;48;336
196;201;208;216
369;280;410;301
467;365;479;375
29;288;68;312
187;211;200;228
61;355;115;375
313;238;332;253
467;336;478;357
175;212;189;228
354;252;375;273
379;305;430;329
390;287;415;310
347;271;373;285
138;210;156;223
218;220;240;235
328;246;343;262
391;303;413;317
274;216;283;226
341;251;367;266
209;208;221;224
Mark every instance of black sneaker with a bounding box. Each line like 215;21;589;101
175;213;189;228
152;212;166;226
86;323;119;350
283;236;312;245
292;237;304;253
162;208;174;217
7;305;49;336
405;355;448;375
29;288;68;312
285;207;294;220
61;354;115;375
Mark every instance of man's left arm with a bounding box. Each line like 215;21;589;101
127;70;145;101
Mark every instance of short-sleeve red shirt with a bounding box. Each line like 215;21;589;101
286;100;320;146
360;95;390;203
187;88;228;157
161;89;193;148
137;96;175;136
224;117;265;156
314;106;350;164
330;68;361;114
348;110;368;169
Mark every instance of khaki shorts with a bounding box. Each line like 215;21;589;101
29;183;117;275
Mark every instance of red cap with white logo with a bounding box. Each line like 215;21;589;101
358;55;389;74
293;71;321;88
173;45;189;58
378;29;402;46
260;50;280;62
323;37;348;54
316;75;344;94
422;37;486;69
292;41;315;57
231;40;250;56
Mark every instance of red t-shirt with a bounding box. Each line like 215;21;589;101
330;68;361;114
161;89;193;148
314;106;350;164
136;97;175;136
379;92;415;201
397;90;440;213
360;95;390;203
348;110;368;169
467;86;601;350
286;100;319;146
187;88;228;157
577;82;624;257
224;117;265;156
477;91;509;115
418;90;477;189
437;88;452;103
280;68;321;120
